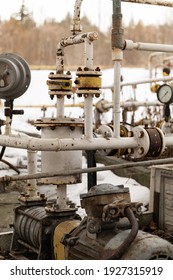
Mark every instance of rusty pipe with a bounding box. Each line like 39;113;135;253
101;206;138;260
112;0;124;50
56;32;98;73
71;0;83;34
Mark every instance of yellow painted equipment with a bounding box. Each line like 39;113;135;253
53;220;81;260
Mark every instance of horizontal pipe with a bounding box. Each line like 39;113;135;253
122;0;173;7
0;134;138;151
0;130;173;152
102;75;173;90
125;40;173;53
121;75;173;87
2;156;173;183
103;100;163;110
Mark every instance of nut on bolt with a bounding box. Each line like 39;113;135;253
138;147;144;155
138;130;144;138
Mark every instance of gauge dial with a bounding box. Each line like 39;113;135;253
157;84;173;104
0;53;31;100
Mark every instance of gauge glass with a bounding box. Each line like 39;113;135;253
157;84;173;104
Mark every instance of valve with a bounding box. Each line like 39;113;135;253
75;67;102;98
47;71;72;99
0;53;31;100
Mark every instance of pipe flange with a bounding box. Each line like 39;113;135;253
131;126;165;159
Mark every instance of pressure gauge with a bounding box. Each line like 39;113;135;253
157;84;173;104
0;53;31;100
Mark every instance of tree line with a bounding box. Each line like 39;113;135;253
0;13;173;69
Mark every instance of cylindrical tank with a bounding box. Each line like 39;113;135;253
35;118;83;185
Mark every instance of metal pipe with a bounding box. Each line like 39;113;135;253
112;0;124;138
55;31;97;119
56;96;64;118
125;40;173;53
103;100;163;110
71;0;83;34
0;134;138;151
163;56;173;64
101;207;138;260
122;0;173;7
148;52;164;79
2;156;173;183
121;75;173;87
84;37;94;140
56;32;98;73
102;75;173;89
112;0;124;50
113;61;121;137
27;150;37;197
165;136;173;147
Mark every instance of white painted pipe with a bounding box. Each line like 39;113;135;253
71;0;83;34
1;132;173;155
148;52;164;79
102;75;173;90
27;150;37;196
0;134;138;151
125;40;173;53
121;75;173;87
56;96;64;118
113;61;121;138
122;0;173;8
84;37;94;140
56;32;98;73
165;136;173;147
103;100;163;110
73;0;83;24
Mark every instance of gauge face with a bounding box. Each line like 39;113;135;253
157;84;173;104
0;61;15;88
0;53;31;99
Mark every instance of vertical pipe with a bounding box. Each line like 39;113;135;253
84;38;94;140
113;61;121;137
71;0;83;34
112;0;124;138
84;37;97;189
56;97;65;118
56;184;67;209
27;150;37;197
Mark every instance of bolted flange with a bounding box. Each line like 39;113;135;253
47;72;72;98
131;126;165;159
75;68;102;97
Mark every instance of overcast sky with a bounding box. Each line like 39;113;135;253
0;0;172;32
